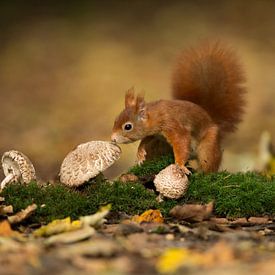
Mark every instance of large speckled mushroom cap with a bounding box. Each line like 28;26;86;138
1;150;36;185
154;164;189;199
59;141;121;187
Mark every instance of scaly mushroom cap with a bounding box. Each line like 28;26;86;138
154;164;189;199
59;141;121;186
2;150;36;184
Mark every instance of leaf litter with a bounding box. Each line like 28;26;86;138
0;197;274;275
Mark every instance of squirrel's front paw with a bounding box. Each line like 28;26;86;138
136;158;145;166
136;148;147;165
178;164;192;175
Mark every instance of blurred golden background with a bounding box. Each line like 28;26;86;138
0;0;275;180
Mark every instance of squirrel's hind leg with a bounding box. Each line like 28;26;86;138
197;126;222;172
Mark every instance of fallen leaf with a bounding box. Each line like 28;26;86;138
231;217;248;224
156;248;200;273
210;217;229;224
8;204;37;224
169;202;214;222
0;196;5;202
0;220;16;237
34;205;111;237
45;226;96;245
132;209;164;223
58;239;121;258
34;217;82;237
156;241;236;273
80;204;111;227
0;205;13;215
248;217;269;224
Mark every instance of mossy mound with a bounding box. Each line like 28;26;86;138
1;157;275;223
128;155;174;178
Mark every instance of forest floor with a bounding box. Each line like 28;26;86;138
0;157;274;275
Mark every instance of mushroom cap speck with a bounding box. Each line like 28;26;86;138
59;141;121;187
2;150;36;184
154;164;189;199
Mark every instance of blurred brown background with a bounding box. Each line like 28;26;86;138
0;0;274;180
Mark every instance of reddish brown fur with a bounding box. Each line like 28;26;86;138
172;41;246;134
112;42;246;172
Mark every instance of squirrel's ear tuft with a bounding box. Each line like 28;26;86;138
136;94;148;120
125;87;136;108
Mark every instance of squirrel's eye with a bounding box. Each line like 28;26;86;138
123;123;133;131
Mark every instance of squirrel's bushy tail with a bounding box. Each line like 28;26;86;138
172;41;246;133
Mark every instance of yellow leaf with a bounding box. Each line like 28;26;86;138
156;248;200;273
34;217;82;237
132;209;164;223
156;241;236;273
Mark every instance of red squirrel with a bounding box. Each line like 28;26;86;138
111;42;246;174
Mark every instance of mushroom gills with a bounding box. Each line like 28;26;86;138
1;150;36;191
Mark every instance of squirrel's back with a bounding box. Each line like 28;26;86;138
172;41;246;134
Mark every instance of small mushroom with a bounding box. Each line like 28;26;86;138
59;141;121;187
0;150;36;191
154;164;189;200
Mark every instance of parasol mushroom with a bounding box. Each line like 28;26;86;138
0;150;36;191
59;141;121;187
154;164;189;200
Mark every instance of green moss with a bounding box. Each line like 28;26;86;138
128;155;174;177
2;179;159;223
2;182;93;223
1;160;275;223
184;172;275;217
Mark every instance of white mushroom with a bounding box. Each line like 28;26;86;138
154;164;189;200
0;150;36;191
59;141;121;187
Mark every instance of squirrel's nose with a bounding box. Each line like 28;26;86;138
111;133;117;143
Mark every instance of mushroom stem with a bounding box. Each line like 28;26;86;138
0;173;15;190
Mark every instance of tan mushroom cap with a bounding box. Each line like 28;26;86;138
154;164;189;199
1;150;36;185
59;141;121;187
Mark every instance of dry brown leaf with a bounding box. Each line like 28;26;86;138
248;217;269;224
169;202;214;222
8;204;37;224
132;209;164;223
231;217;248;224
209;217;229;224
